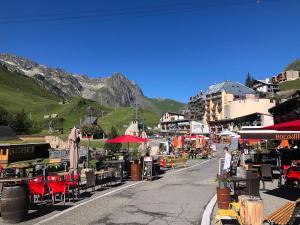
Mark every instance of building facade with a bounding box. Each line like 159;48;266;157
269;91;300;124
187;81;256;123
159;112;209;134
252;79;279;94
271;70;300;83
208;112;274;138
224;95;275;119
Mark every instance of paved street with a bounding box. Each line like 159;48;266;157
8;159;218;225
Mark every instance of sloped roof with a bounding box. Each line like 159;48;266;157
205;81;255;96
82;116;98;126
0;126;17;140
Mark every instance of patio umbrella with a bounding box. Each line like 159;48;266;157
262;119;300;131
106;135;148;143
68;127;80;174
106;135;148;152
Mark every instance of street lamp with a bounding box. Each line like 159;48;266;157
86;106;92;168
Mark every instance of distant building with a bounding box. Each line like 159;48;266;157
272;70;300;83
224;95;275;119
81;116;98;126
208;112;274;137
188;81;256;123
125;119;145;136
159;112;208;134
160;112;184;123
160;118;209;135
252;78;279;94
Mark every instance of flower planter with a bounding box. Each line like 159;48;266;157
216;187;231;209
131;162;141;181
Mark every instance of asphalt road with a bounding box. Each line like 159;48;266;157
1;158;218;225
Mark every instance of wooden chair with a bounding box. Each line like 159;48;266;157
261;164;273;190
265;199;300;225
237;177;261;198
85;170;96;192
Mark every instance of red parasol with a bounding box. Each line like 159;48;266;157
262;119;300;131
106;135;148;143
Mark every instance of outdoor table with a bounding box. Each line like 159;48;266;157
95;170;110;188
229;176;248;200
10;163;35;177
0;177;36;186
104;160;125;182
57;171;69;177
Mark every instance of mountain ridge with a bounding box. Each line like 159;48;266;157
0;53;185;114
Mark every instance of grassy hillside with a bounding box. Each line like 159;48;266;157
279;78;300;91
145;98;186;115
0;66;168;135
0;65;58;113
286;59;300;71
0;66;111;133
99;107;159;134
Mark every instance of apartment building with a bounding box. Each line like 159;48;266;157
188;81;255;123
271;70;300;83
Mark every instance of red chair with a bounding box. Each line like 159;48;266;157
283;165;290;176
32;176;43;182
65;173;80;199
65;173;79;187
47;175;61;182
29;181;49;203
50;181;67;204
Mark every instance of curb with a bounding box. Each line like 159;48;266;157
201;194;217;225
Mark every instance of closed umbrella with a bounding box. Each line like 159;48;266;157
140;131;148;156
68;127;80;174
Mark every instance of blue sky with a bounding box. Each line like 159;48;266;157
1;0;300;102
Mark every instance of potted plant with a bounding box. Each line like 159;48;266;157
215;173;231;209
131;148;142;181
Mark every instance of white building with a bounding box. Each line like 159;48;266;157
159;112;209;134
252;78;279;93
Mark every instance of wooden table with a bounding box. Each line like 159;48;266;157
10;163;35;177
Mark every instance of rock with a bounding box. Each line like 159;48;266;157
0;53;145;107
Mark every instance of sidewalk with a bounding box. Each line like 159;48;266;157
210;180;297;224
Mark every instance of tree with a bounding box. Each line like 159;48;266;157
0;106;11;125
104;126;122;153
9;109;32;134
245;72;255;88
81;124;104;139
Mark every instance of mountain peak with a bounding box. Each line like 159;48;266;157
0;53;145;107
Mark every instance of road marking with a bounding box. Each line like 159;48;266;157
35;159;211;224
201;194;217;225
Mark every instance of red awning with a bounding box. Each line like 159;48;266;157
262;119;300;131
106;135;148;143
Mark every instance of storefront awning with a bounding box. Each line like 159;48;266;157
239;130;300;140
262;119;300;131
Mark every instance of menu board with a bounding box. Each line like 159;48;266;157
142;157;153;180
218;158;225;175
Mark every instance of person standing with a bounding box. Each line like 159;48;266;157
223;147;232;175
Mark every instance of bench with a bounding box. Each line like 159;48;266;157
166;158;187;169
265;199;300;225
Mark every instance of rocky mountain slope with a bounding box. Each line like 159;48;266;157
0;53;148;107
